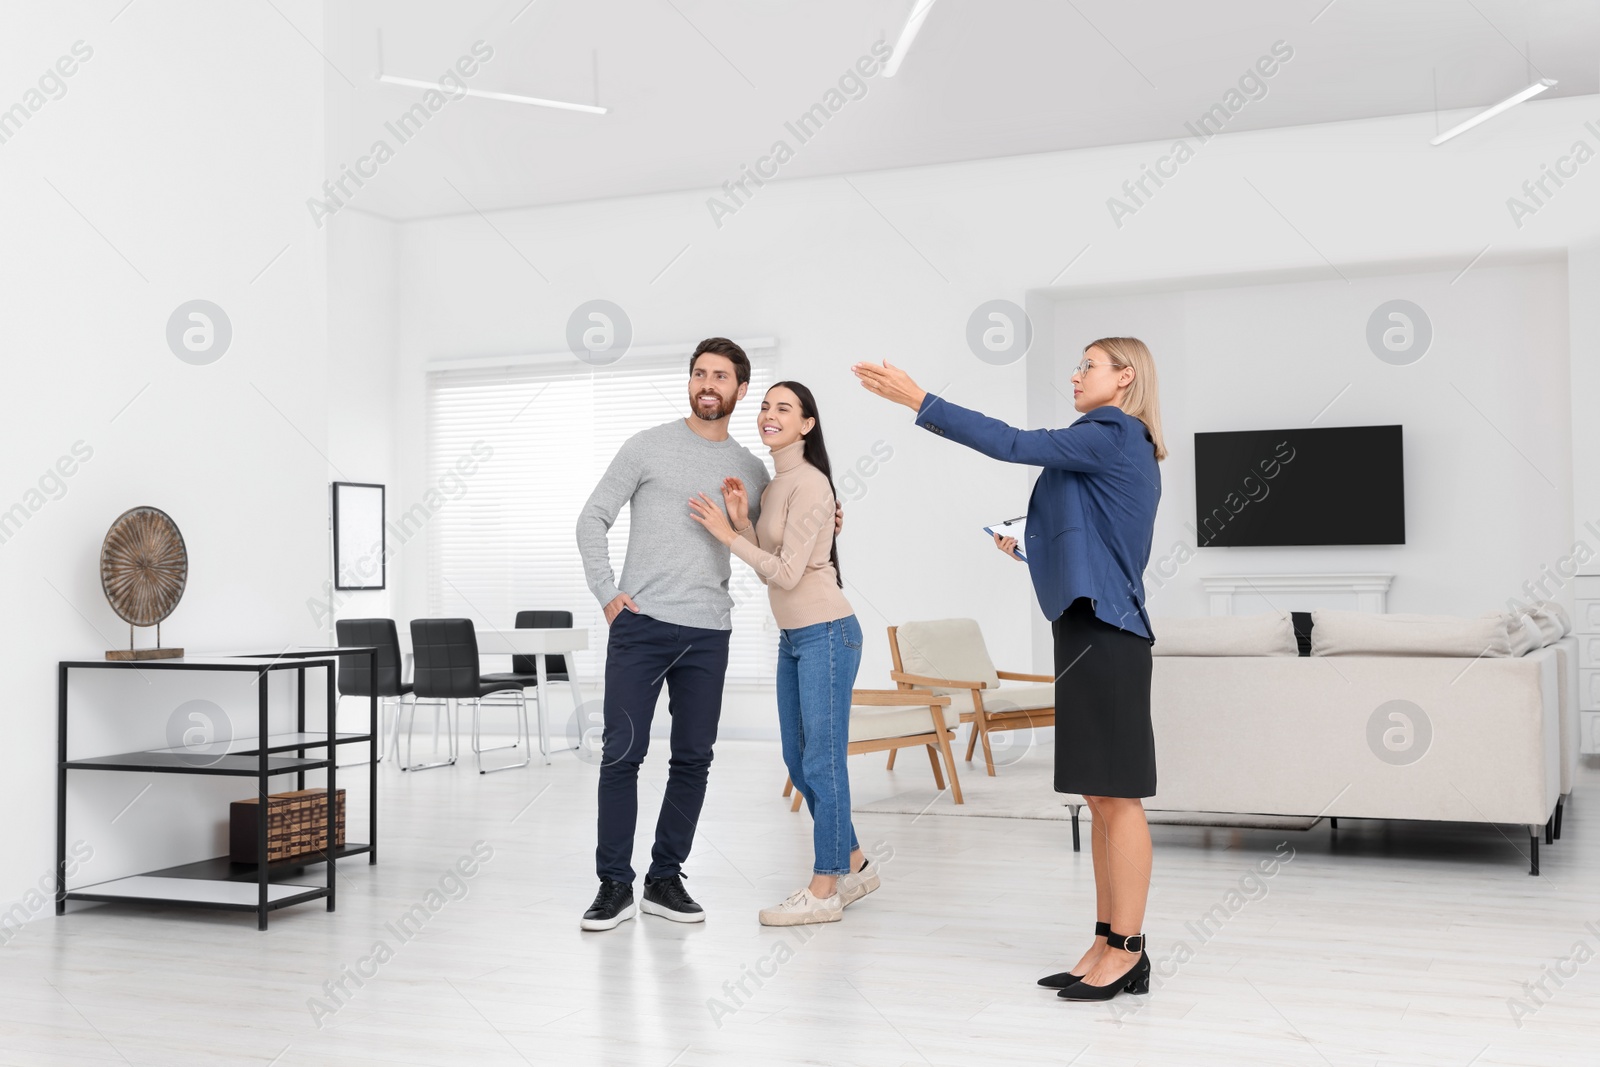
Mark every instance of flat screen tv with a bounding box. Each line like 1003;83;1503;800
1193;425;1404;547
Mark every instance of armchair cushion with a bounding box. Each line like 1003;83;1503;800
850;700;961;743
894;619;1001;692
945;682;1056;716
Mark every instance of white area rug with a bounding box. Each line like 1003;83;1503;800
849;756;1320;830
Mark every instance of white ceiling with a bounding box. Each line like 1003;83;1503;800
322;0;1600;220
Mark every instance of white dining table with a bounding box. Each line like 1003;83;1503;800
399;626;590;761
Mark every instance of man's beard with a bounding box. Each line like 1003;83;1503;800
691;390;735;421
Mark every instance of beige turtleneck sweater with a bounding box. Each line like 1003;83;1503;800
730;440;853;630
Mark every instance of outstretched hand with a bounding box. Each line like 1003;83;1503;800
852;359;928;412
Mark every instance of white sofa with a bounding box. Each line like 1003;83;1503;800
1550;635;1580;838
1139;607;1572;874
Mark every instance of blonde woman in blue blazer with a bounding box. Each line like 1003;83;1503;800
854;337;1165;1005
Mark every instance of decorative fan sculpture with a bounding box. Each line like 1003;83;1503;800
100;506;187;660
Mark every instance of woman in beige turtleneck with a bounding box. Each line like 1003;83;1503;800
688;381;876;926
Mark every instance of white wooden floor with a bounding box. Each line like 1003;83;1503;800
7;739;1598;1066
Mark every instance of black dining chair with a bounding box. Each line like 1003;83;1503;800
409;618;531;773
335;618;411;764
496;609;576;764
510;610;574;680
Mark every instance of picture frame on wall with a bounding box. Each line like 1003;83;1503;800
332;481;386;590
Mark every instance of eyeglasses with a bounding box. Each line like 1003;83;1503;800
1072;357;1126;376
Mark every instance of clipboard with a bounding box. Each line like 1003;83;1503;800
983;515;1027;561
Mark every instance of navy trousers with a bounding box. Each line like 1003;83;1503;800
595;610;731;884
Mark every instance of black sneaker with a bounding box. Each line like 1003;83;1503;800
581;879;637;931
641;872;705;923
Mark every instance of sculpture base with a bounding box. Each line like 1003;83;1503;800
106;647;184;661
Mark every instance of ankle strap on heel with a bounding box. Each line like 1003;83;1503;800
1094;921;1111;937
1106;931;1145;953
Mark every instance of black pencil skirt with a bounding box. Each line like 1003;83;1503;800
1052;597;1157;798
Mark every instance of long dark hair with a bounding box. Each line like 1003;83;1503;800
769;380;842;588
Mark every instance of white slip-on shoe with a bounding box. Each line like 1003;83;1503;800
758;887;844;927
838;860;880;907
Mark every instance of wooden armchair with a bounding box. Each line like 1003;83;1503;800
886;619;1055;777
783;688;961;808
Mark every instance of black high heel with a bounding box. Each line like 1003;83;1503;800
1057;931;1150;1001
1037;921;1111;989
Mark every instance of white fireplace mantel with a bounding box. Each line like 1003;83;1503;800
1200;573;1394;616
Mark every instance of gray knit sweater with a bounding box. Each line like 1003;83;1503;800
576;419;771;630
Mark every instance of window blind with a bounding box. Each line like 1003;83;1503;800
424;351;780;683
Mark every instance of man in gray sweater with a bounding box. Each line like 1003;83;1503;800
574;338;772;931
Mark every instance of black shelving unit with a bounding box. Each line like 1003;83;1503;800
219;644;385;857
56;650;378;930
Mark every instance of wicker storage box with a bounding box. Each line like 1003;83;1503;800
229;788;346;864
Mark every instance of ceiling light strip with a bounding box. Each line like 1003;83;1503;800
375;74;608;115
1430;78;1555;145
882;0;939;78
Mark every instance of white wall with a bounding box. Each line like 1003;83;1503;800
325;209;403;739
0;3;328;911
1570;240;1600;572
326;210;402;630
1047;257;1574;620
385;94;1600;737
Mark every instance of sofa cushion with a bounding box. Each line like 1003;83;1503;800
1523;601;1571;644
849;700;960;743
1310;610;1519;657
1151;612;1298;656
893;619;1001;690
1508;613;1543;656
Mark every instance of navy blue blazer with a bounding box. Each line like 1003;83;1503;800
916;394;1161;640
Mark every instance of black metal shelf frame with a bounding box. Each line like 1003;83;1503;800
56;649;379;930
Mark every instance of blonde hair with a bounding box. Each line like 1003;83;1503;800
1084;336;1167;461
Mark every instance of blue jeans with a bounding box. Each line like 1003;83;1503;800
777;615;863;876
